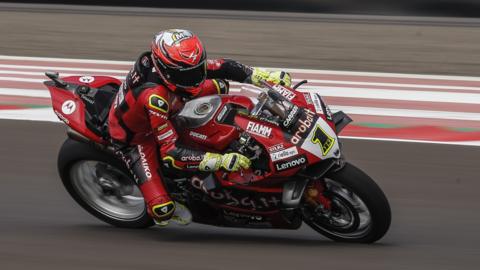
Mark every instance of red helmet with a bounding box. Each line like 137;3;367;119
151;29;207;92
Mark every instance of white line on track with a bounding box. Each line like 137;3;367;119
4;72;479;93
2;87;479;121
2;55;480;81
236;80;480;91
0;77;45;83
298;86;480;104
0;108;57;122
2;72;480;91
281;68;480;82
0;55;132;65
5;84;480;106
234;85;480;104
0;64;127;74
0;88;50;98
332;106;480;121
0;70;126;79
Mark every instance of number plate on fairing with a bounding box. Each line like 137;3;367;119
300;118;340;159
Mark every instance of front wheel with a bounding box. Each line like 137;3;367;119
302;162;391;243
58;138;153;228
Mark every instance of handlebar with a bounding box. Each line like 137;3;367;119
250;80;294;119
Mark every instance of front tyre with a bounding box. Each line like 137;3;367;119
58;138;153;228
302;162;391;243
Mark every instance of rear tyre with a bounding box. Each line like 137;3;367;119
58;138;153;228
302;162;391;243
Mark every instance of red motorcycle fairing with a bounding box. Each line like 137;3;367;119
175;95;255;152
232;114;322;177
44;75;121;143
189;176;300;229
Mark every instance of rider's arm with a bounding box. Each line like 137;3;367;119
206;59;291;87
142;90;206;171
194;78;230;97
206;59;252;83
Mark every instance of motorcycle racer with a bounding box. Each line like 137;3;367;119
108;29;292;225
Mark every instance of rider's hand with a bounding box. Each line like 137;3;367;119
268;70;292;87
250;67;292;87
199;152;251;172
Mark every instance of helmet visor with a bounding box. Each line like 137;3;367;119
157;59;207;88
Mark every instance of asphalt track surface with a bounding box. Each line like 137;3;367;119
2;120;480;270
1;5;480;270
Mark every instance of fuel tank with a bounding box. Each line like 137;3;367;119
173;95;254;152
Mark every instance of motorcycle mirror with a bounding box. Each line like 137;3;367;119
45;71;67;88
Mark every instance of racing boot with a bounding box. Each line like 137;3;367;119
171;202;192;225
152;201;192;226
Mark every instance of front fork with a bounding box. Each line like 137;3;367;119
286;156;347;217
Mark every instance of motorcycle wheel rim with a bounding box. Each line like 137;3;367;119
70;160;146;221
305;178;372;239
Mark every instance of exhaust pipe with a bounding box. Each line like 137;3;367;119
67;128;116;154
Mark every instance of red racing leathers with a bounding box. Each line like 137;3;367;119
108;51;253;220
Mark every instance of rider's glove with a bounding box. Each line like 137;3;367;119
250;67;292;87
199;152;251;172
268;70;292;87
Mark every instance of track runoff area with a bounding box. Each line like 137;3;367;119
1;55;480;146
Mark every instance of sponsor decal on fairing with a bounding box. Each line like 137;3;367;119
190;178;281;210
246;121;272;138
303;93;313;104
274;154;307;172
270;146;299;162
189;131;207;140
273;85;296;100
268;143;284;153
283;105;299;128
311;93;323;114
80;94;95;105
79;76;95;83
290;109;316;145
61;100;76;115
311;125;335;156
216;105;229;122
54;110;69;124
320;96;333;121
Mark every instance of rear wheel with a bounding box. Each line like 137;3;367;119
302;162;391;243
58;138;153;228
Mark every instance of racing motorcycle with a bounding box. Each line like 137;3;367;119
44;71;391;243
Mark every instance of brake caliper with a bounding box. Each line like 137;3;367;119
305;180;332;211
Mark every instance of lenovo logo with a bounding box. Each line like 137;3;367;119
274;154;307;172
